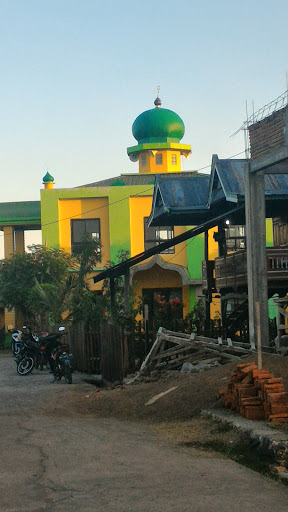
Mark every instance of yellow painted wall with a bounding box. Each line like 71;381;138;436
139;150;182;174
208;227;219;260
210;294;221;320
132;265;190;318
129;196;188;267
129;196;152;256
58;197;110;266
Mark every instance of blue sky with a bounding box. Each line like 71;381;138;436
0;0;287;202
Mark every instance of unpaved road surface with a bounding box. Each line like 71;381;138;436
1;355;288;512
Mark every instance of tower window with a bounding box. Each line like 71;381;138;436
155;154;163;165
171;154;177;165
141;155;147;166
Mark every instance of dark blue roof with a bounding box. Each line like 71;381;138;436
148;173;210;226
149;155;288;226
155;173;209;209
210;156;288;202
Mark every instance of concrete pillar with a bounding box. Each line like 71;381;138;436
3;226;15;258
245;163;269;347
15;230;25;254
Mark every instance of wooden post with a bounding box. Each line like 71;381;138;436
110;277;116;320
124;268;130;315
123;268;130;371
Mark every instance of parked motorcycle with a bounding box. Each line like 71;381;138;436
50;328;74;384
16;334;42;376
8;325;23;356
9;325;39;357
16;327;70;378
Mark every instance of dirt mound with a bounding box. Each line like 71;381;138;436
75;354;288;428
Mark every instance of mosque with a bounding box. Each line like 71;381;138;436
1;90;287;347
0;93;214;332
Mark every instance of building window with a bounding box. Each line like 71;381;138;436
144;218;174;254
71;219;101;254
225;225;246;252
155;153;163;165
141;155;147;166
171;154;177;165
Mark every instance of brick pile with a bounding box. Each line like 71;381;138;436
219;363;288;423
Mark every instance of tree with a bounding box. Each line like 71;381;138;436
68;234;103;327
102;250;138;328
0;245;72;329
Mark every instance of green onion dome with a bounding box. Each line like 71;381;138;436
42;172;54;183
132;106;185;144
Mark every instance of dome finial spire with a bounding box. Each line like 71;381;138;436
154;85;162;108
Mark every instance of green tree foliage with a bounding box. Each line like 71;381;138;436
184;298;205;333
68;234;103;327
0;245;72;328
102;250;138;329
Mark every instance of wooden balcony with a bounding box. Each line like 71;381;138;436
202;248;288;290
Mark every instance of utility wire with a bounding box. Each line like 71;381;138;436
0;149;247;244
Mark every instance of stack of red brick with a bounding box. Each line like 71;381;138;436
219;363;288;423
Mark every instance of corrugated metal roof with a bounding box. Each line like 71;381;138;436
156;173;210;209
213;158;288;200
78;171;199;188
265;173;288;194
149;156;288;226
0;201;41;226
215;159;246;197
79;174;155;187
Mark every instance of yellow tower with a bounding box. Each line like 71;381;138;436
42;172;55;190
127;92;191;174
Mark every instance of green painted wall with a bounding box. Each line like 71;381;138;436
186;228;204;280
41;184;154;264
189;286;197;311
266;218;273;247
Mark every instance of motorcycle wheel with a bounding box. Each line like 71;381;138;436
17;356;34;376
13;344;22;357
64;365;72;384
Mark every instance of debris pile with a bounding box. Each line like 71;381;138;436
219;363;288;423
140;327;256;375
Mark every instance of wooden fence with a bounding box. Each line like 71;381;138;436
66;322;124;381
65;324;101;374
100;322;123;382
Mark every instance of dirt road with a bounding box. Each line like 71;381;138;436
1;354;288;512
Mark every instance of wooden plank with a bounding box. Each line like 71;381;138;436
154;349;212;365
162;328;191;339
152;344;199;361
140;329;163;372
205;347;242;360
160;334;195;346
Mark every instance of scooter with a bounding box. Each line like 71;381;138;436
50;328;74;384
16;327;68;377
8;326;23;356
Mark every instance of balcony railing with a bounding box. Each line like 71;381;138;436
202;248;288;290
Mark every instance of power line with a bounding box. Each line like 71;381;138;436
0;149;247;245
